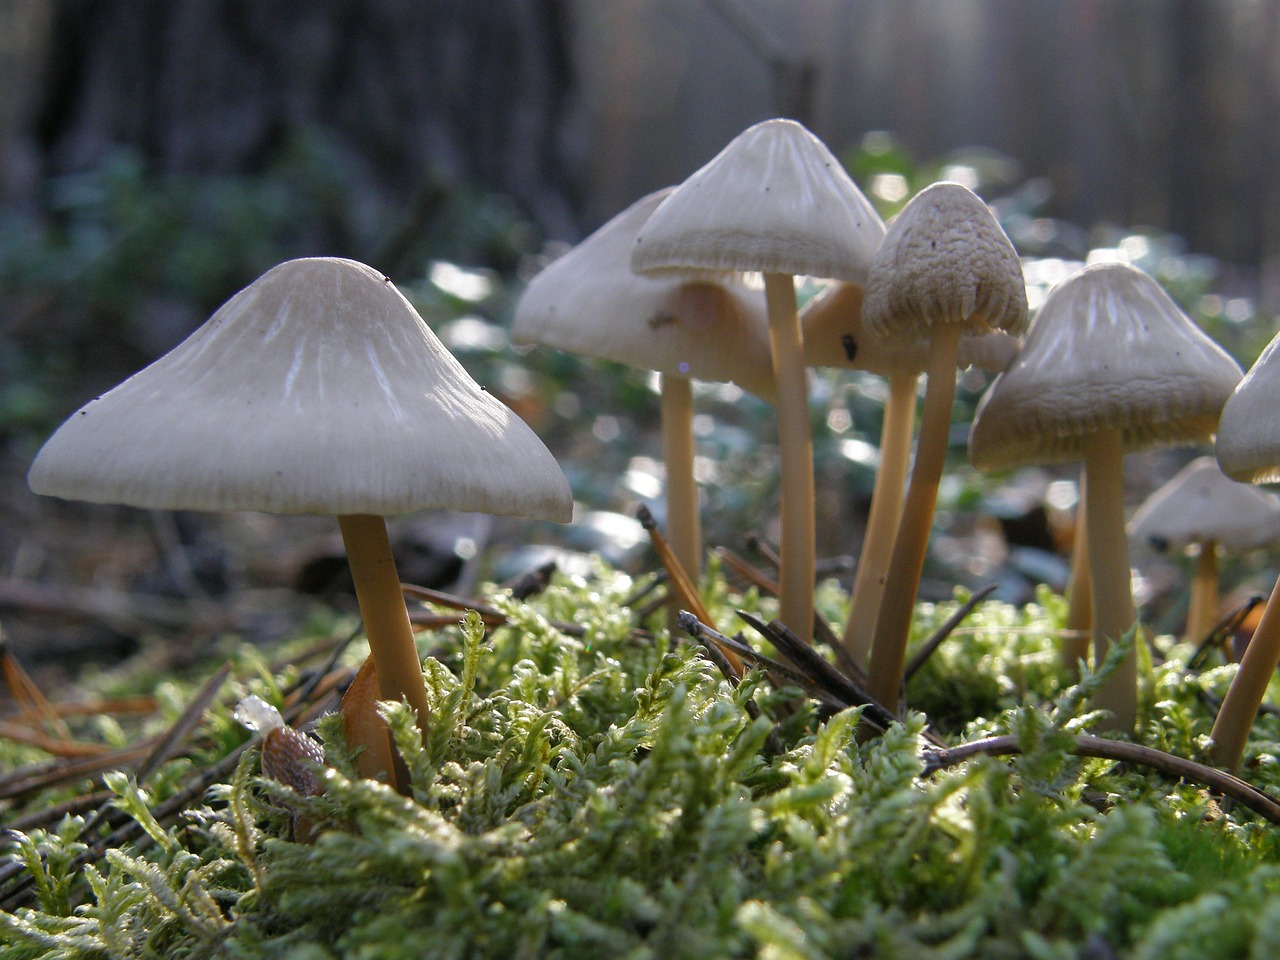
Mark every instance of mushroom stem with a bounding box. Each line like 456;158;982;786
1062;474;1092;678
842;371;918;669
866;324;962;710
1185;540;1220;645
660;373;701;588
764;271;816;637
1209;572;1280;769
1081;429;1138;732
338;513;431;735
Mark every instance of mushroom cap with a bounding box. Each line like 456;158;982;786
1216;329;1280;483
1129;456;1280;553
969;261;1243;471
512;188;775;400
630;118;885;281
28;257;573;521
862;181;1028;341
801;281;1022;375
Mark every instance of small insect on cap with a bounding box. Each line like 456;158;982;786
28;257;572;522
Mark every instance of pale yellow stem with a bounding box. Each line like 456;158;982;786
1081;429;1138;733
866;324;962;711
660;374;700;585
842;371;918;670
1184;540;1220;646
338;514;431;736
764;271;815;637
1062;472;1092;678
1210;571;1280;770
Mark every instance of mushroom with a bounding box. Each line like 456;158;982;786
27;257;572;765
1208;329;1280;767
801;280;1020;669
969;261;1242;731
513;188;773;589
1129;455;1280;645
632;118;885;636
860;182;1028;711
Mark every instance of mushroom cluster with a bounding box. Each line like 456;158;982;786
27;117;1272;784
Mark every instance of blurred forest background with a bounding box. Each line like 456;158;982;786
4;0;1280;673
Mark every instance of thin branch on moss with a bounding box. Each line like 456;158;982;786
921;734;1280;825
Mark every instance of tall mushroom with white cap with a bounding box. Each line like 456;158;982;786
1129;455;1280;645
632;118;885;637
28;257;573;753
1209;330;1280;767
802;281;1020;669
513;188;773;588
970;261;1242;731
860;181;1028;711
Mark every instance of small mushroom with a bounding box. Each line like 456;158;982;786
801;281;1020;669
632;118;885;636
513;188;773;588
1209;330;1280;768
860;182;1028;711
28;257;572;773
1129;456;1280;645
970;261;1242;731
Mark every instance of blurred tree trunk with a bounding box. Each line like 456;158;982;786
33;0;584;247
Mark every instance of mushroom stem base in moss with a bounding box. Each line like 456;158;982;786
865;324;962;710
842;371;917;670
338;513;431;735
1209;570;1280;770
1081;429;1138;733
764;271;816;638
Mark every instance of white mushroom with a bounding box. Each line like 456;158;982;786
29;257;572;771
970;261;1242;731
861;182;1028;712
1129;456;1280;645
1208;330;1280;768
632;118;885;637
514;188;773;588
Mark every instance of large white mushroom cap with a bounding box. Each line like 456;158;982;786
512;188;775;399
969;261;1243;470
1129;456;1280;553
630;118;885;281
1217;329;1280;483
28;257;573;521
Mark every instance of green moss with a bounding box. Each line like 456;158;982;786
4;565;1280;958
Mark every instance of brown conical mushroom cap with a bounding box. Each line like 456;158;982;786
801;281;1022;375
1217;330;1280;483
28;257;573;521
969;261;1243;471
862;181;1028;342
1129;456;1280;554
630;118;885;281
513;188;774;399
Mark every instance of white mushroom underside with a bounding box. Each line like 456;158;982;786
29;258;573;520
